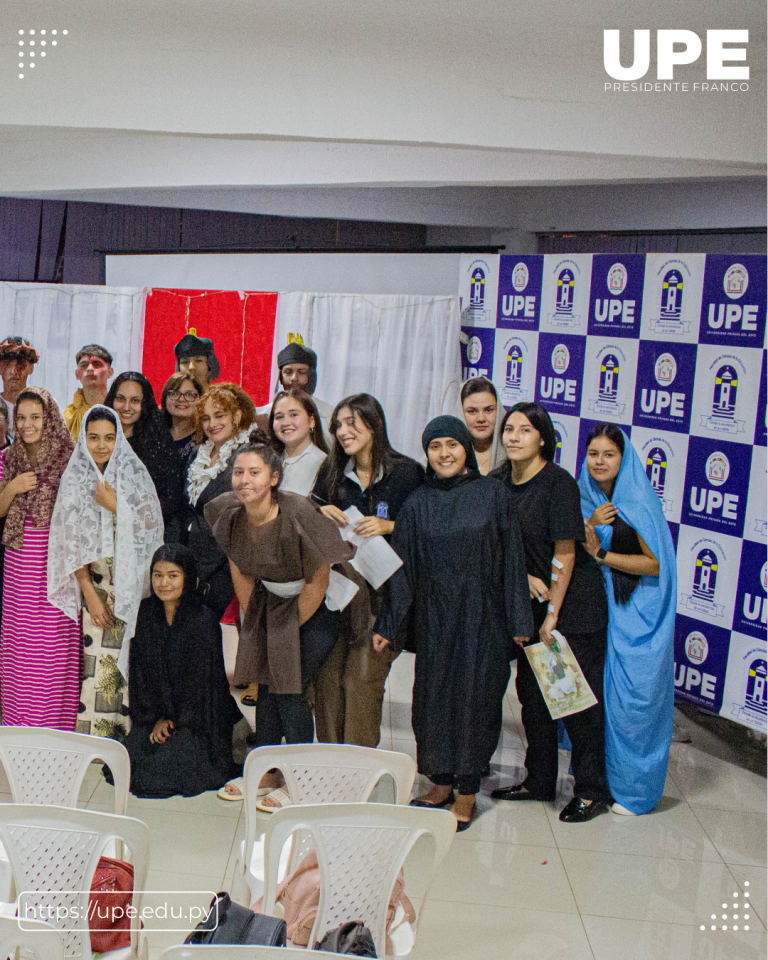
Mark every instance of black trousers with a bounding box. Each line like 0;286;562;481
255;602;339;748
431;772;481;796
516;625;610;802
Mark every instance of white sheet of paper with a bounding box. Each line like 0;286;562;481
340;505;403;589
324;569;359;612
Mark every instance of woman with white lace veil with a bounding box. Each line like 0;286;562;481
48;406;164;740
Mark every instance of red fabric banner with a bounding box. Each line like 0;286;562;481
141;288;277;404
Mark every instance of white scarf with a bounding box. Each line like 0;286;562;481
186;426;256;506
47;405;165;677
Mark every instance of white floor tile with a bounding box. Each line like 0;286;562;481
142;868;222;958
90;778;243;819
559;849;748;925
385;651;415;704
429;839;578;913
413;899;594;960
457;795;557;848
582;914;767;960
690;806;767;867
725;864;767;928
667;748;767;813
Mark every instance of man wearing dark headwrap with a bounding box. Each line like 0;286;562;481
174;331;220;390
373;415;532;831
0;336;40;435
258;340;334;433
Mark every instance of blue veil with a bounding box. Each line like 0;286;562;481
578;429;676;814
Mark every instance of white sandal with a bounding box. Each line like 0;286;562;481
217;778;277;802
255;787;292;813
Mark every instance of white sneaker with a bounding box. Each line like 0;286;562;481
611;802;637;816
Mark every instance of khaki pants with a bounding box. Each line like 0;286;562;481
313;638;399;748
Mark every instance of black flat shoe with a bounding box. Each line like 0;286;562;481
410;790;455;809
559;797;609;823
455;804;477;832
490;784;551;802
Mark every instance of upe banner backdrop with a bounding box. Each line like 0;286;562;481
459;253;768;733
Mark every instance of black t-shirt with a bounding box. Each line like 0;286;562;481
491;461;608;634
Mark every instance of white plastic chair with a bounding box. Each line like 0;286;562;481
261;802;454;958
0;912;65;959
0;726;130;814
233;745;416;906
158;948;311;959
0;804;150;960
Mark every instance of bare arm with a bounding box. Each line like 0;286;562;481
298;563;329;625
75;565;114;628
229;559;255;613
584;522;660;577
539;540;575;645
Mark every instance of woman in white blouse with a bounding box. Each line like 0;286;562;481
269;390;329;496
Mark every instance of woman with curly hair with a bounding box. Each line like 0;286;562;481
185;383;267;622
106;371;185;542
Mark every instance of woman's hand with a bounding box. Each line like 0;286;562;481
150;719;174;744
527;575;550;603
320;504;349;528
85;590;114;631
583;520;602;559
589;502;617;526
539;612;559;648
94;480;117;514
513;635;530;648
372;633;390;654
9;472;37;496
354;516;394;539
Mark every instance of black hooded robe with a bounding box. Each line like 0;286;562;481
374;473;533;780
124;596;241;798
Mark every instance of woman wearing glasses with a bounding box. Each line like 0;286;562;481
162;372;205;461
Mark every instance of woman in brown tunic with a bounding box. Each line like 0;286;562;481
205;442;366;757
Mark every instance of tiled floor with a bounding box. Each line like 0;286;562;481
72;644;766;960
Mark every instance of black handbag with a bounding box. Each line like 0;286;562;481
314;921;377;956
185;892;287;946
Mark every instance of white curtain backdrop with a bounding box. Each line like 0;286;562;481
0;283;146;412
272;292;462;459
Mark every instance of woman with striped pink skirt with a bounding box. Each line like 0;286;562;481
0;388;79;729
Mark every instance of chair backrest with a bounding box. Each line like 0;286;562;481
242;744;416;879
0;913;65;960
158;948;311;959
0;804;150;960
261;802;454;958
0;727;130;815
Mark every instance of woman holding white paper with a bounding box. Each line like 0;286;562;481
311;393;424;747
489;403;612;824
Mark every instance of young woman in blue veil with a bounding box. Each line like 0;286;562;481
578;423;676;816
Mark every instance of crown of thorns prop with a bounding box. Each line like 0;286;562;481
0;337;39;365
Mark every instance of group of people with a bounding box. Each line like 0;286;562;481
0;330;676;830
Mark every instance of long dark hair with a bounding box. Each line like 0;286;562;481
585;422;625;455
150;543;198;599
106;372;167;460
325;394;405;509
269;389;329;456
161;371;205;430
499;402;557;461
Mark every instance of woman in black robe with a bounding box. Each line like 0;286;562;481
373;416;532;831
124;544;241;798
106;372;185;542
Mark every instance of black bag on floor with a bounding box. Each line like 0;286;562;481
315;921;377;956
185;892;287;946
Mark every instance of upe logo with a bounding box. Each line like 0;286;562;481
745;659;767;718
680;542;726;618
700;360;747;436
647;262;694;335
646;447;668;498
603;30;749;81
512;262;529;292
742;562;768;628
554;429;563;465
467;337;483;365
685;631;709;664
547;264;583;327
552;344;570;373
655;353;677;386
599;354;620;401
724;264;749;299
607;263;628;295
501;339;529;404
705;451;730;487
469;267;485;309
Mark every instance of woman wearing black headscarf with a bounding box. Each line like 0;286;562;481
124;544;241;798
106;372;185;542
373;416;532;830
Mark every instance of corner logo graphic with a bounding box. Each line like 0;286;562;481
681;545;726;618
552;343;570;373
512;262;529;292
705;451;730;487
607;263;628;296
655;353;677;386
685;631;709;664
647;262;693;335
547;265;582;328
699;356;747;436
588;345;628;418
724;263;749;299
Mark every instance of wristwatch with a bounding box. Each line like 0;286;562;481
595;547;608;563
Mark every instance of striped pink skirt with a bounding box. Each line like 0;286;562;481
1;520;81;730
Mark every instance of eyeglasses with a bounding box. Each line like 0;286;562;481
168;390;200;402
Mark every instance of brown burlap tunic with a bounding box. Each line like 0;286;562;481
205;490;368;695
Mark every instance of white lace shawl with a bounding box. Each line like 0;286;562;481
186;426;257;506
47;405;165;677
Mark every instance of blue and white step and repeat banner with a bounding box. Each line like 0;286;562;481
459;253;767;733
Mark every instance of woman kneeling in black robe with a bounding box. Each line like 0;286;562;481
125;544;241;798
373;416;532;831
